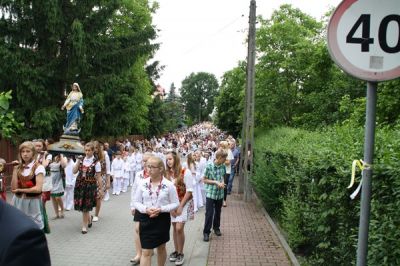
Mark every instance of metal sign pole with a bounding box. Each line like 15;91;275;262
356;81;377;266
327;0;399;263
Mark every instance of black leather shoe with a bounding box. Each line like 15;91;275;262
203;233;209;242
214;229;222;236
88;215;93;228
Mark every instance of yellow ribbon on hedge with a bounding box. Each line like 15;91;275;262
348;159;371;199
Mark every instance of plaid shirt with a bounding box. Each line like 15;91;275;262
204;162;226;200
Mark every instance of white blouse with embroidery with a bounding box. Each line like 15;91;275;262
133;177;179;214
82;156;101;172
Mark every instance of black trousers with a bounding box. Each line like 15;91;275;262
223;173;229;201
203;197;223;234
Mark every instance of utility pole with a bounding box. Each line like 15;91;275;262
239;0;256;201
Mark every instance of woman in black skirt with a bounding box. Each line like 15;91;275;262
133;156;179;266
129;152;153;264
73;142;103;234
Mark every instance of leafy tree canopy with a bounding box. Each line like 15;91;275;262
180;72;219;125
0;0;158;139
215;62;246;137
0;90;23;139
255;4;364;129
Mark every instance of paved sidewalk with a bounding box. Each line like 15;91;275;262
207;180;293;266
7;178;294;266
42;189;209;266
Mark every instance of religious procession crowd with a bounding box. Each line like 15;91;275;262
0;122;241;266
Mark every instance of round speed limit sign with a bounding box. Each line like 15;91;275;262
328;0;400;81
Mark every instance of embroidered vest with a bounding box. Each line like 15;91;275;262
16;163;41;197
78;159;98;183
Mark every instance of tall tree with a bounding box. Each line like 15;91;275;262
180;72;219;124
0;0;158;139
215;62;246;137
255;5;322;127
146;94;166;137
215;5;368;135
167;83;177;101
163;82;184;132
255;4;363;129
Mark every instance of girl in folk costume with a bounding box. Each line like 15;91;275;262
127;146;136;187
63;155;76;211
33;139;52;206
133;156;179;266
33;139;52;232
166;151;194;266
73;142;103;234
129;152;152;265
93;141;110;222
11;142;48;232
121;152;130;193
111;151;124;195
50;154;68;219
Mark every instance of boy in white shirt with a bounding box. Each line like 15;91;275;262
121;153;130;193
111;151;124;195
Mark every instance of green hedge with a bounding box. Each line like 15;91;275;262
252;124;400;265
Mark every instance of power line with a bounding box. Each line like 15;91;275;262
183;14;245;55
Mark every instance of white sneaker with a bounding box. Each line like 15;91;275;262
175;254;184;265
92;216;99;222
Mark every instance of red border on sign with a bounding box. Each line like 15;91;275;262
327;0;400;81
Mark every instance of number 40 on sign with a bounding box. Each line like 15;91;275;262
328;0;400;82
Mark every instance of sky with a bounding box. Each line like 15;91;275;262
151;0;342;91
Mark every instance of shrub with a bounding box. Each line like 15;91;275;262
252;123;400;265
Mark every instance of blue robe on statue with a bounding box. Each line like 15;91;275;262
64;99;83;133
